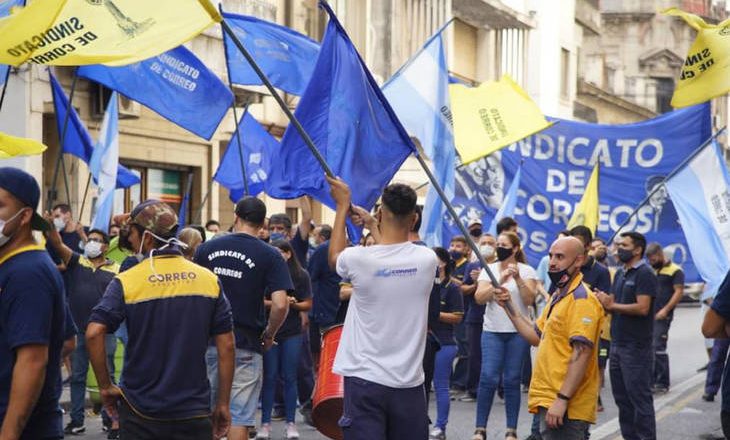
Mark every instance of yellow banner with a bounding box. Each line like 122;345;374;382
567;164;599;234
0;132;47;158
663;8;730;108
0;0;221;66
449;75;551;164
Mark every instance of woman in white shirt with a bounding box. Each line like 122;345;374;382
471;231;537;440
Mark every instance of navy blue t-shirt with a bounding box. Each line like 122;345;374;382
463;261;485;324
307;242;342;327
0;245;67;439
581;257;612;293
194;233;293;352
291;231;309;268
268;269;311;341
610;261;657;344
710;270;730;411
432;282;464;345
46;229;85;264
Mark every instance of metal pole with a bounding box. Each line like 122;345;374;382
219;19;334;178
0;67;12;113
195;185;212;225
606;127;726;245
231;103;251;196
49;68;79;209
78;172;92;222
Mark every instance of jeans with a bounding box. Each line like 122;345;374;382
475;331;529;429
262;334;302;424
450;321;469;389
537;407;590;440
298;329;315;405
706;338;730;396
465;322;482;396
610;342;656;440
422;333;440;406
207;347;263;427
70;333;117;424
433;344;458;431
652;317;672;388
118;399;212;439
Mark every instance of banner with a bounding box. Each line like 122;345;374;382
446;103;712;282
0;0;220;66
0;0;24;86
77;45;233;140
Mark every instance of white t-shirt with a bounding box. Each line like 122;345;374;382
478;262;538;333
333;242;438;388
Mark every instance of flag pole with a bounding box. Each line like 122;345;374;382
78;172;92;222
606;127;726;245
49;68;79;210
0;67;12;113
219;19;335;178
195;186;211;224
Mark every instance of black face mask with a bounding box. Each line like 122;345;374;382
548;257;578;289
450;250;464;261
652;261;664;270
617;248;634;263
469;228;482;238
594;251;607;262
496;246;513;262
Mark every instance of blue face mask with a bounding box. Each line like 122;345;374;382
270;232;285;242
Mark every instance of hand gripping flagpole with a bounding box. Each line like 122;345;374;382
606;126;727;245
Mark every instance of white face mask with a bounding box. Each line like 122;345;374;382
480;245;495;258
309;237;317;248
84;241;103;259
53;217;66;231
0;209;25;248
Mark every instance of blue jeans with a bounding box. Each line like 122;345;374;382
706;338;730;396
475;331;528;429
433;344;457;431
70;333;117;424
450;321;469;389
262;334;302;424
207;347;263;427
610;342;656;440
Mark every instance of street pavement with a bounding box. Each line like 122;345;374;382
66;305;725;439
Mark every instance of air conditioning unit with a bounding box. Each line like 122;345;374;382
91;83;140;119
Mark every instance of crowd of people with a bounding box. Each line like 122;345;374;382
0;166;727;440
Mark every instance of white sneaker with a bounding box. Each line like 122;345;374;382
429;427;446;440
285;422;300;439
255;424;271;439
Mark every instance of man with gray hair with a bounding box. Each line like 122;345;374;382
645;242;684;394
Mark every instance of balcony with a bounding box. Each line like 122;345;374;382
601;0;656;19
576;0;601;35
452;0;536;30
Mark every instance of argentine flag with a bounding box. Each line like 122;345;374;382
90;92;119;233
383;30;454;247
665;141;730;299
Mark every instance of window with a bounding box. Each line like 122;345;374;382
654;77;675;114
561;48;570;99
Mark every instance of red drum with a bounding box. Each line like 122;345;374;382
312;324;344;440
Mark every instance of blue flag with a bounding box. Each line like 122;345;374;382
488;165;522;235
90;92;119;232
49;72;139;189
666;141;730;299
383;32;454;247
178;175;192;229
214;112;278;202
265;3;416;215
0;0;24;88
222;12;320;96
77;46;233;140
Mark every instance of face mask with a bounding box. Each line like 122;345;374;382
53;217;66;231
270;232;285;242
652;261;664;270
469;228;482;238
617;248;634;263
548;258;578;289
84;241;103;259
496;246;513;262
449;250;463;261
594;250;607;262
480;245;495;258
309;237;317;248
0;209;24;248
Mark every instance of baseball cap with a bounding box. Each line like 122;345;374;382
235;197;266;224
129;199;178;237
0;167;49;231
468;219;483;228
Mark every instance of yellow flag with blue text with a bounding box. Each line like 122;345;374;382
449;74;551;164
567;164;600;234
0;0;221;66
663;8;730;108
0;131;47;158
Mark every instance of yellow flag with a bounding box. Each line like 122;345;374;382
449;75;551;164
567;164;600;234
663;8;730;108
0;0;221;67
0;132;47;158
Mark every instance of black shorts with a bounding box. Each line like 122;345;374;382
598;339;610;369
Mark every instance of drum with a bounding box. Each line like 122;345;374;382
312;324;344;440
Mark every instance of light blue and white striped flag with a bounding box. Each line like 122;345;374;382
90;92;119;232
488;165;522;236
666;141;730;299
383;30;454;247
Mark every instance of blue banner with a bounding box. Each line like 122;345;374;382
222;12;320;96
446;103;712;282
77;45;233;140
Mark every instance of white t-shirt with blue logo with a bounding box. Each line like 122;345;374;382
333;242;438;388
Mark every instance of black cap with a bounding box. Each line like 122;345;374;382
235;197;266;224
0;167;49;231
